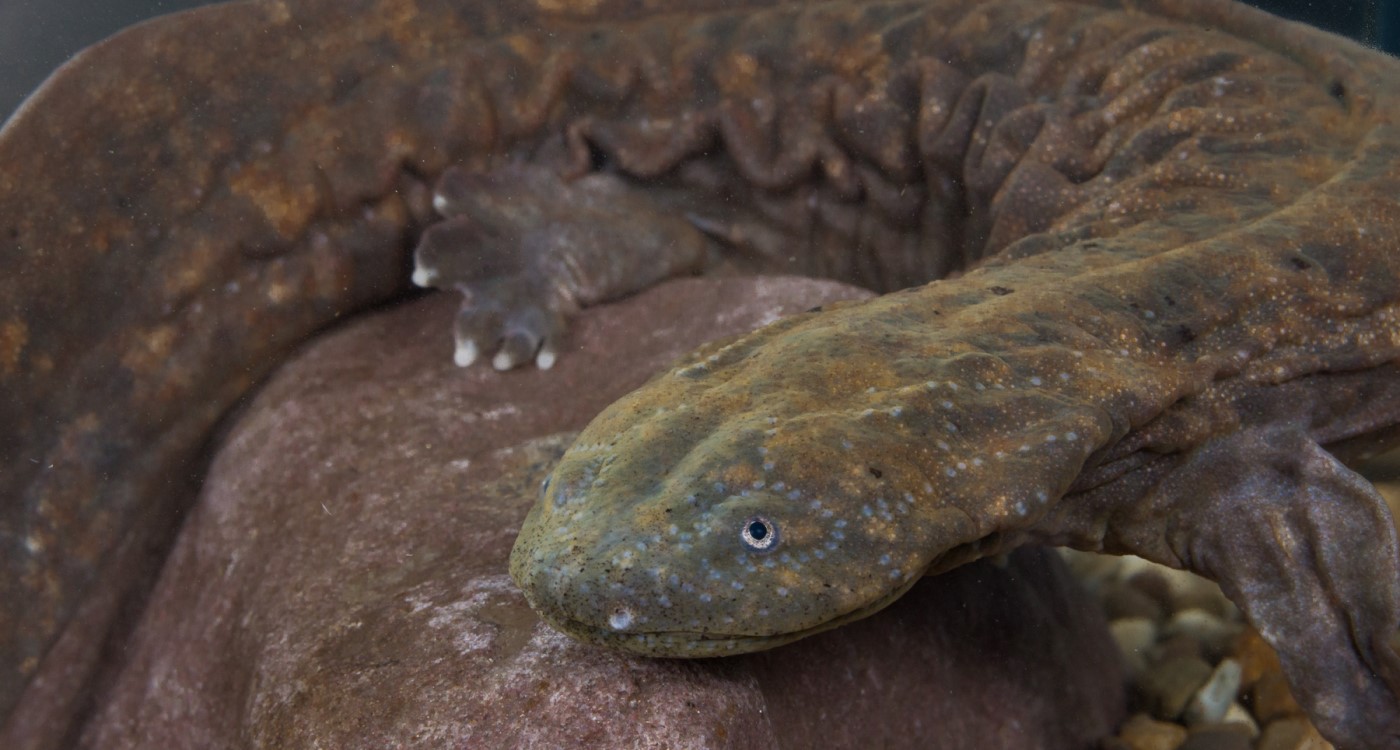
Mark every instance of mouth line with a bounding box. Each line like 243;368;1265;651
547;614;814;656
534;576;922;658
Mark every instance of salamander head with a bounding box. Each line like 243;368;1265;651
508;322;983;657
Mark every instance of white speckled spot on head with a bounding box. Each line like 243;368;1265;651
609;608;634;631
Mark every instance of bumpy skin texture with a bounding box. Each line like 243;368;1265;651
0;0;1398;746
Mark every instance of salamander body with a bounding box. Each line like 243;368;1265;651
2;0;1399;746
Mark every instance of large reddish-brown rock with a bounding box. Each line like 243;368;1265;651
78;278;1124;748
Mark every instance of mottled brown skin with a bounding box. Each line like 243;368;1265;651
1;0;1399;747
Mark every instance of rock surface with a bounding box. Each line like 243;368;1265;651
79;277;1125;748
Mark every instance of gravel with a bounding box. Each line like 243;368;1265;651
1076;457;1400;750
1063;549;1332;750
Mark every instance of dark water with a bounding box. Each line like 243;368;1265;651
1;0;1398;125
0;0;219;123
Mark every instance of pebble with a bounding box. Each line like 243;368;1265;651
1110;617;1158;676
1251;672;1304;723
1153;632;1204;664
1164;609;1242;660
1103;580;1167;621
1125;568;1174;609
1183;658;1242;725
1142;655;1214;720
1231;629;1282;687
1060;549;1333;748
1219;703;1259;739
1229;630;1304;722
1256;717;1334;750
1147;565;1232;617
1118;713;1188;750
1060;549;1123;590
1178;723;1253;750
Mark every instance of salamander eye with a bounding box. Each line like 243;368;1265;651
741;516;778;552
541;476;551;495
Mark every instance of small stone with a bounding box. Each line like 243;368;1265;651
1256;717;1334;750
1126;568;1174;610
1103;581;1166;622
1111;617;1158;675
1219;702;1258;739
1377;478;1399;518
1230;628;1301;723
1118;712;1188;750
1151;566;1232;617
1251;672;1303;723
1141;655;1214;720
1153;633;1204;664
1184;658;1242;725
1230;629;1281;689
1178;723;1253;750
1058;548;1124;592
1164;609;1242;659
1114;555;1168;585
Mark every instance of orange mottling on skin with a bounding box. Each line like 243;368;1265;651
0;319;28;376
227;160;319;242
534;0;604;14
119;325;179;376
